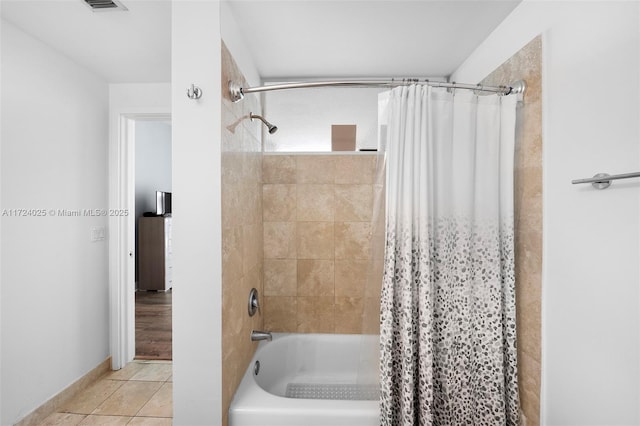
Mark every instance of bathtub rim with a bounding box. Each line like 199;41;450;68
229;332;380;415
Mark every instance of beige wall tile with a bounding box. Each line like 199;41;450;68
221;184;242;230
222;226;243;282
264;259;297;296
366;258;385;299
296;156;335;183
334;155;376;184
221;41;246;107
264;297;297;332
244;152;263;182
335;222;372;260
261;155;384;337
519;104;542;163
242;223;262;274
361;296;381;335
335;297;364;334
481;35;542;425
519;351;541;404
297;260;334;297
516;267;541;309
335;185;373;221
297;222;334;259
221;317;238;369
221;152;244;185
221;42;264;426
263;155;296;183
297;184;334;221
518;299;541;360
372;183;386;223
263;184;296;221
297;297;335;333
516;238;542;291
222;276;245;338
221;346;243;419
335;260;368;297
264;222;296;259
239;182;262;225
519;365;541;426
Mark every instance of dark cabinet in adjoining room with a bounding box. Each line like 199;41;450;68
138;216;172;291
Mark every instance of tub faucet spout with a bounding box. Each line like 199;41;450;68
251;330;272;342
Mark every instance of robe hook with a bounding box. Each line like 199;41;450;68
186;84;202;100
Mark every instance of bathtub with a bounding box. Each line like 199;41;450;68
229;333;380;426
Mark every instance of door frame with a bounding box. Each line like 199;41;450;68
109;112;171;369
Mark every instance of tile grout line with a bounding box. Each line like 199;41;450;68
63;374;124;416
42;364;173;425
130;383;162;420
130;373;172;419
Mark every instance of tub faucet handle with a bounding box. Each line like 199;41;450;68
251;330;272;342
248;288;260;317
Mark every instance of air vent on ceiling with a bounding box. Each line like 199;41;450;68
82;0;128;12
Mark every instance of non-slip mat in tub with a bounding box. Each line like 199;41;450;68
285;383;380;401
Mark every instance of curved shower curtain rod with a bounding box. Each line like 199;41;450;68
228;79;526;102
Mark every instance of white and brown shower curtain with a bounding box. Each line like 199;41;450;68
379;85;520;425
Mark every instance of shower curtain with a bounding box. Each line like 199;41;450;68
379;85;519;425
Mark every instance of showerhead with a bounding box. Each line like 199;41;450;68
250;112;278;134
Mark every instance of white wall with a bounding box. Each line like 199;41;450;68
261;78;445;152
172;1;223;424
109;84;172;116
264;85;385;151
1;18;4;424
167;3;264;424
453;2;640;424
0;19;110;424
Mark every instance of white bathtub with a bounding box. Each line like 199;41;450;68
229;333;380;426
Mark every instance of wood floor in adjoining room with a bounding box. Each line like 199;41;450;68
135;291;172;360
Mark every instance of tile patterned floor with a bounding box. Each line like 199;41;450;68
40;361;172;425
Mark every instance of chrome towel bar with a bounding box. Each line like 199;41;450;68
572;172;640;189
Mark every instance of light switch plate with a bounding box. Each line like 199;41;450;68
91;226;106;242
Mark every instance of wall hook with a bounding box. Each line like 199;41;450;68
186;84;202;100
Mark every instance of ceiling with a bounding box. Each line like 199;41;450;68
228;0;523;79
0;0;522;83
1;0;171;83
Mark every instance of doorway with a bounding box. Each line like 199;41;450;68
111;113;172;368
133;119;173;360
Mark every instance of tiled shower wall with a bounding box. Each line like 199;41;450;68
221;42;263;426
481;36;542;425
262;154;381;334
221;39;539;426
